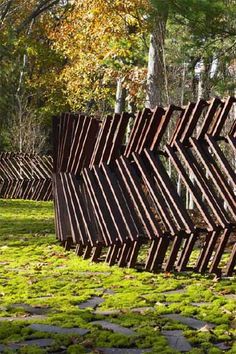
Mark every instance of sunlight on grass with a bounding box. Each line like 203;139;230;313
0;199;235;353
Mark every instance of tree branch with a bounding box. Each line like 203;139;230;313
16;0;60;34
0;0;13;23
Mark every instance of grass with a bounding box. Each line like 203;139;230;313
0;199;235;353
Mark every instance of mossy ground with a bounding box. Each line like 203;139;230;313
0;199;235;354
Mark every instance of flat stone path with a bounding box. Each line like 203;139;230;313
10;339;55;350
224;294;236;300
215;342;231;350
104;289;115;295
91;320;136;336
131;307;154;313
11;303;50;315
0;339;54;352
162;288;186;295
162;314;215;330
94;288;115;294
162;330;192;352
94;307;154;316
98;348;151;353
191;302;209;307
94;309;121;316
78;296;104;309
29;323;89;335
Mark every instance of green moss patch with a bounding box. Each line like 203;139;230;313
0;199;235;353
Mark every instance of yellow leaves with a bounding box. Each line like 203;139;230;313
125;66;147;99
26;46;37;57
47;0;150;113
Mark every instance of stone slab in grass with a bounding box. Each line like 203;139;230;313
215;342;231;350
11;303;50;315
94;309;121;316
224;294;236;300
191;302;209;307
97;348;151;353
29;323;89;335
94;307;154;316
162;314;215;330
131;307;155;314
0;315;47;321
162;330;192;352
9;338;55;350
91;320;136;336
95;288;115;295
162;288;186;295
0;339;54;352
78;296;104;309
104;289;115;295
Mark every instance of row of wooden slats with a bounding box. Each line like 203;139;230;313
53;97;236;276
0;153;53;200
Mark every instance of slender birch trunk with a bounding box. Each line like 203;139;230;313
115;77;126;114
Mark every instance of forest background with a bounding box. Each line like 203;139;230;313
0;0;235;153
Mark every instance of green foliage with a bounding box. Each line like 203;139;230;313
18;346;46;354
1;0;236;152
150;0;236;104
0;1;68;153
67;344;84;354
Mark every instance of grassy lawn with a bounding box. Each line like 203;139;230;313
0;199;235;353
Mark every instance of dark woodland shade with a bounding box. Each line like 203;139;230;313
53;97;236;275
0;153;53;201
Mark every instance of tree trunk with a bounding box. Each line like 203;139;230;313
202;56;214;99
145;11;168;109
188;170;194;210
125;100;135;144
177;173;181;196
115;77;126;114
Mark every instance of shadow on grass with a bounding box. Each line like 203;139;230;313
0;199;55;242
0;219;54;236
0;199;53;211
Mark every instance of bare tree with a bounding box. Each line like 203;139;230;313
11;94;46;153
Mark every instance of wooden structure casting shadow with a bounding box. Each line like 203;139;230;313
0;152;52;201
52;97;236;276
